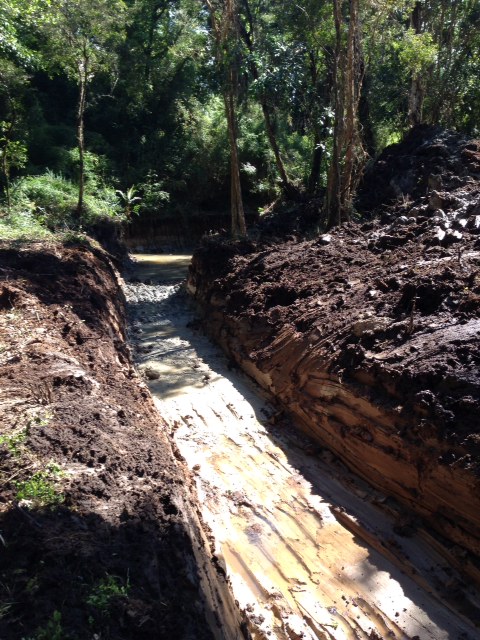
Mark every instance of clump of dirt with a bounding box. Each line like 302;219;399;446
0;242;216;639
188;127;480;575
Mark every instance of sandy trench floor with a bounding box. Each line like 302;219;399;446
124;254;479;640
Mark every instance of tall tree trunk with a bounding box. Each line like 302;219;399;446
341;0;359;213
1;150;10;211
325;0;365;229
261;100;296;198
307;49;331;196
76;49;88;220
206;0;247;236
325;0;344;227
224;79;246;237
239;0;298;199
307;128;323;195
408;2;425;127
0;120;14;211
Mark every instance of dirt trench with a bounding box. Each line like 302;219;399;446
185;130;480;591
0;243;242;640
126;253;480;640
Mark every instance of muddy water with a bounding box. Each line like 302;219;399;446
125;254;479;640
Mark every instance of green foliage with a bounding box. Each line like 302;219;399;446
31;0;128;81
0;0;479;233
7;169;122;228
15;462;64;507
116;185;142;218
0;427;28;457
25;610;64;640
0;208;52;240
135;174;170;216
397;29;438;76
86;574;130;613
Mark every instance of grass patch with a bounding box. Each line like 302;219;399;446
87;574;130;614
0;210;54;241
0;428;28;457
0;168;125;242
15;463;64;507
26;610;64;640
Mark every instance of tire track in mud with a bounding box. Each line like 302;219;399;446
124;254;479;640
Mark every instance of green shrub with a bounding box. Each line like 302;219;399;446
11;172;79;228
5;170;122;233
0;208;53;240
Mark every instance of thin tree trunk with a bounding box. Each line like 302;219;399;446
325;0;343;227
76;49;88;220
307;128;324;195
408;2;424;127
341;0;358;217
224;81;246;236
206;0;247;236
325;0;365;229
1;118;15;211
239;0;297;198
307;49;330;196
1;151;10;211
261;101;296;197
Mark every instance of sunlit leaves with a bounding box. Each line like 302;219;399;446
397;28;438;76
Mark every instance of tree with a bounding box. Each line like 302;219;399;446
34;0;127;220
325;0;366;228
205;0;247;236
0;60;28;209
238;0;299;199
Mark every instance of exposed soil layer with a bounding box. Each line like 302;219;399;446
126;256;480;639
0;242;240;639
188;129;480;589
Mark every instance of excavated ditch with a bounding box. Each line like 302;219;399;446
0;244;242;640
126;253;480;640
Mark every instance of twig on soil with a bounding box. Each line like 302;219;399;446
406;291;417;337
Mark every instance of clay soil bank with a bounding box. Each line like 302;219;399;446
188;128;480;592
0;241;242;640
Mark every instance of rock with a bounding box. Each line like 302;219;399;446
319;234;332;244
410;205;427;217
428;174;443;190
432;227;446;244
352;317;390;337
429;191;445;210
144;366;161;380
467;215;480;232
443;229;463;245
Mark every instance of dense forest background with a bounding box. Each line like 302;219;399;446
0;0;479;238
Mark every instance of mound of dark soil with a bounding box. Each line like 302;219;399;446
357;124;480;217
188;128;480;584
0;243;218;640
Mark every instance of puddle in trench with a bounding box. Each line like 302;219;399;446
125;254;479;640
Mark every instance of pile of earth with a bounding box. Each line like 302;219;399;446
188;127;480;584
0;242;236;640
